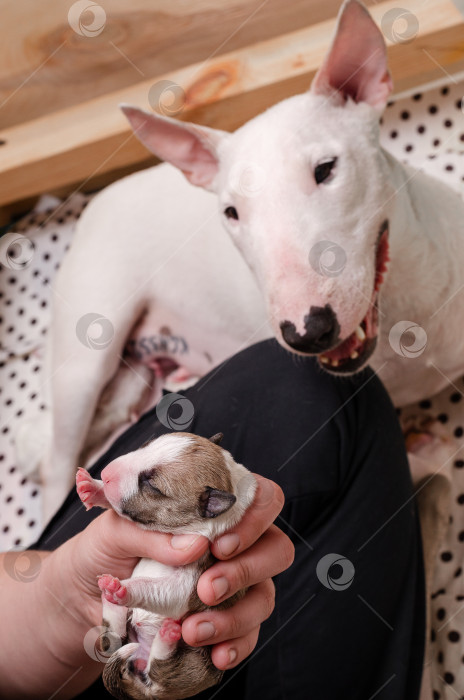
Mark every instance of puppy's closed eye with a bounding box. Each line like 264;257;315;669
139;472;164;496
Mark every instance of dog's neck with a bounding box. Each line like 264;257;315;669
369;147;464;404
381;147;464;318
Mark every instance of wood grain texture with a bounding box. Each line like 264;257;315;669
0;0;344;129
0;0;462;207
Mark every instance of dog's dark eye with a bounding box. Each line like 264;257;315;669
224;206;239;221
314;158;337;185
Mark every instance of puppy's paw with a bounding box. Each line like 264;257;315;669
76;468;106;510
98;575;127;605
159;618;182;644
130;657;148;673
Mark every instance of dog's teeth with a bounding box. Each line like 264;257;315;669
320;356;329;364
350;351;359;359
331;359;339;367
355;325;366;341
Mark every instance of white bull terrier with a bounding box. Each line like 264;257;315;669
16;0;463;524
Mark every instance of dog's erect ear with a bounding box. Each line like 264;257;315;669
310;0;392;111
209;433;224;445
120;105;228;191
199;487;236;519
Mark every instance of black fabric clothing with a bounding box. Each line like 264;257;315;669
34;339;425;700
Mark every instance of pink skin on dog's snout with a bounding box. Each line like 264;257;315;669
100;461;125;505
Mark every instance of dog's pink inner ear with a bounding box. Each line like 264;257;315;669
199;487;236;518
120;105;226;190
310;0;393;111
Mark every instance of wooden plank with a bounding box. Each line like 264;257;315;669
0;0;343;129
0;0;462;206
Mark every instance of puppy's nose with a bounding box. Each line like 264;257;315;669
280;304;340;353
100;460;124;503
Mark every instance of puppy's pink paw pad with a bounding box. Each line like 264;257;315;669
98;575;127;604
76;469;104;509
159;618;182;643
133;658;147;672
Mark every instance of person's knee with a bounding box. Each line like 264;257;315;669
192;339;393;433
193;339;342;408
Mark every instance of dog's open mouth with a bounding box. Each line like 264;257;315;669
318;220;389;374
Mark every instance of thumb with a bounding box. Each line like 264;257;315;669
96;510;210;567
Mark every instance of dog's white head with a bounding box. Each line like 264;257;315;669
122;0;393;375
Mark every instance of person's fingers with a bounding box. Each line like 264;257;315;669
182;579;275;654
89;510;209;568
210;628;261;670
197;525;293;606
211;475;285;560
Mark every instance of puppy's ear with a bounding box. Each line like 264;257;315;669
209;433;224;445
199;487;236;518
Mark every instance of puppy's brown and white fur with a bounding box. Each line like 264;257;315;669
76;432;256;700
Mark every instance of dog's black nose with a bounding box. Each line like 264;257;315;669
280;304;340;353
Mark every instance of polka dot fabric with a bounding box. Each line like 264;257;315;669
380;81;464;700
0;80;464;697
381;83;464;196
0;194;91;551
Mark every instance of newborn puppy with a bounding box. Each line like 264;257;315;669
76;432;257;700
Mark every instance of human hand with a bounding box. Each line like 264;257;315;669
182;475;294;670
45;474;293;679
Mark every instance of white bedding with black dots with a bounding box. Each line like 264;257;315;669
1;81;464;698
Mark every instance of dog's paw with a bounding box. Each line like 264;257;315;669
98;575;127;605
403;415;460;483
403;416;454;455
159;618;182;644
76;468;106;510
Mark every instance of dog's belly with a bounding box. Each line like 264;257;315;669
123;304;249;379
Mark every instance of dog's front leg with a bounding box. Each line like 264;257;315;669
41;297;147;523
41;354;120;523
98;574;193;619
